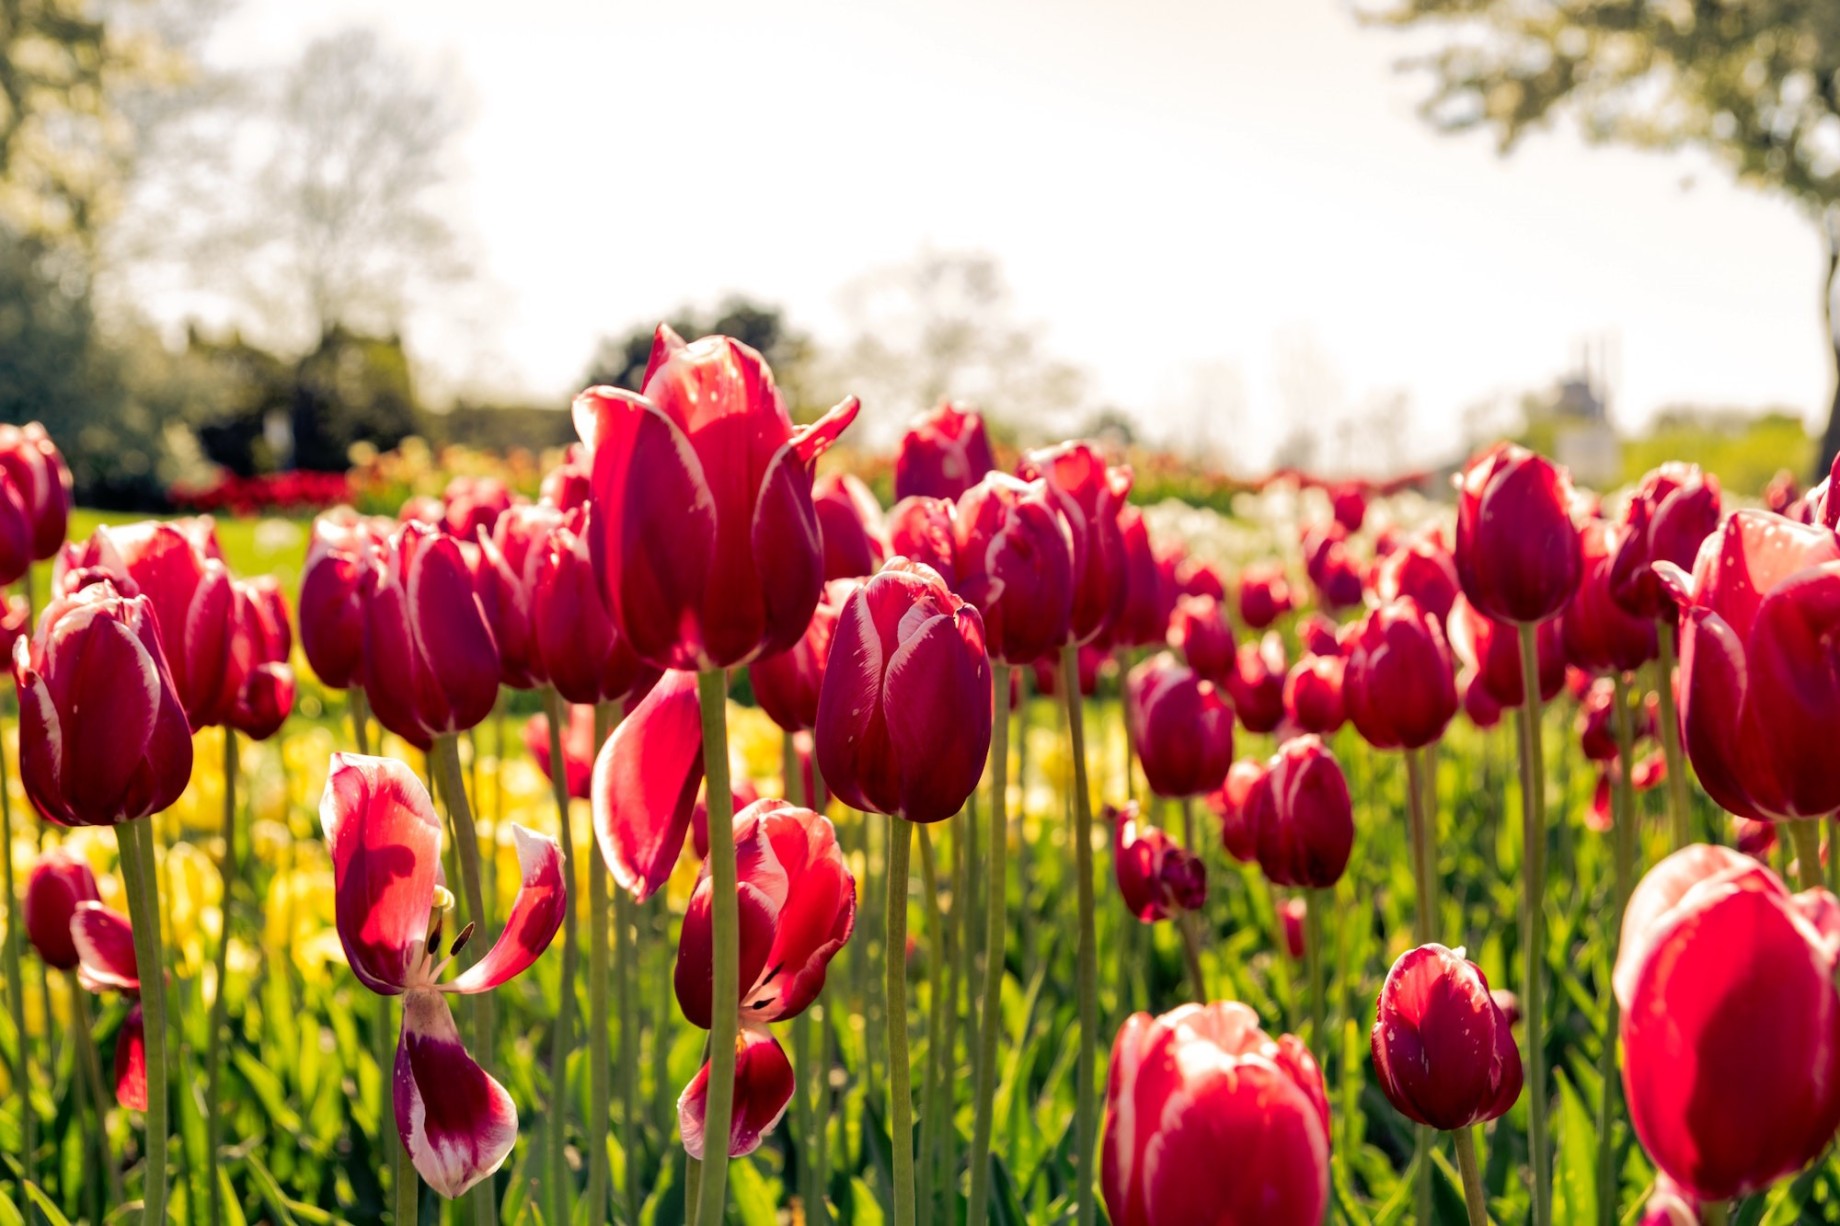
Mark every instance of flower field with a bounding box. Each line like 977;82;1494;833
0;348;1832;1226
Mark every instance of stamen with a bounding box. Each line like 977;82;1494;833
450;921;477;957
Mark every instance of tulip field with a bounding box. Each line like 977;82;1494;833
2;340;1839;1226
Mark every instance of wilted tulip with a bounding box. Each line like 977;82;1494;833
678;1026;797;1162
1018;441;1133;646
573;326;859;671
1236;562;1294;630
1243;737;1354;890
1282;655;1345;736
1343;598;1458;750
1223;632;1287;734
70;901;146;1109
1368;528;1460;626
321;754;565;1198
1370;943;1522;1131
815;560;992;824
1561;518;1658;675
299;508;389;690
813;471;887;580
476;502;563;690
1126;655;1234;799
1102;1001;1329;1226
525;704;597;801
531;507;656;707
23;849;100;971
1446;595;1564;709
361;522;501;751
1616;846;1840;1203
894;401;996;502
1454;442;1582;624
593;670;705;902
0;423;72;564
1210;759;1266;864
1168;594;1235;683
749;580;856;733
950;473;1074;664
13;580;193;826
1609;463;1721;620
1109;803;1206;922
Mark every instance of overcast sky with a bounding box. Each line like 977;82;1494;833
202;0;1833;472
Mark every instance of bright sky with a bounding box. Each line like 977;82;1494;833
207;0;1833;472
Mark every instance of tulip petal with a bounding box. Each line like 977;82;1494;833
677;1026;796;1160
881;604;993;823
395;989;518;1200
114;1001;147;1112
448;825;566;994
72;902;139;993
1673;608;1760;821
320;754;442;995
592;669;705;903
747;440;826;662
791;395;862;466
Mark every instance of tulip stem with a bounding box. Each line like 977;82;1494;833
1514;621;1551;1226
915;823;945;1224
395;1145;419;1225
1060;644;1099;1226
69;972;121;1206
1404;747;1437;943
1178;911;1208;1001
118;815;169;1226
1655;620;1692;850
1597;674;1640;1226
1789;821;1825;894
589;700;621;1225
1305;888;1326;1049
784;732;825;1225
539;689;578;1226
207;728;239;1226
430;733;497;1226
968;662;1010;1226
1453;1127;1488;1226
885;814;917;1226
0;717;32;1206
692;669;739;1226
351;684;372;756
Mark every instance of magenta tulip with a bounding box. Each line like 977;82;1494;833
592;669;705;902
23;849;100;971
894;401;996;502
813;471;887;580
1610;462;1721;621
1370;943;1522;1131
1018;441;1132;646
299;508;389;690
0;422;72;562
530;506;656;707
749;579;856;734
1126;654;1234;799
1236;562;1294;631
1109;803;1206;921
1224;632;1287;734
1243;736;1354;889
1369;528;1459;626
1168;593;1234;684
1454;442;1582;624
951;472;1074;664
1343;598;1458;751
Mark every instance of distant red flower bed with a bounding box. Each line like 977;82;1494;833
170;470;354;515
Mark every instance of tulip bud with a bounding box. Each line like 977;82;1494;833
1368;528;1459;626
951;473;1074;664
1126;655;1234;800
23;849;100;970
1236;562;1294;630
894;401;996;502
1446;594;1564;709
1282;655;1346;736
531;507;656;707
1370;943;1522;1130
1102;1002;1329;1226
813;471;887;580
815;560;992;824
1609;463;1721;620
0;422;73;562
1244;736;1353;890
1454;442;1582;624
1561;518;1658;675
1019;441;1133;646
1209;759;1265;864
441;475;513;541
1224;632;1287;734
13;580;194;825
476;502;563;690
300;508;389;690
749;580;856;734
1343;598;1458;751
1168;594;1234;684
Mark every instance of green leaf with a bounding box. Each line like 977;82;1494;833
1551;1071;1597;1226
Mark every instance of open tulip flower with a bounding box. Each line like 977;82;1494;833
1371;943;1522;1131
894;400;997;502
1126;653;1234;799
1109;803;1206;921
592;669;706;901
1453;442;1582;624
70;900;148;1110
1018;440;1132;645
572;324;859;671
320;754;565;1199
1102;1001;1330;1226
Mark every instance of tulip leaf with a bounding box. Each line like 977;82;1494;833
1551;1070;1597;1226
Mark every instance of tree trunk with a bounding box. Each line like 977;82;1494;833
1814;215;1840;481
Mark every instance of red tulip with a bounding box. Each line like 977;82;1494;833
321;754;564;1199
398;496;444;529
1223;632;1287;734
1109;803;1206;921
951;473;1074;664
226;576;295;741
1370;943;1522;1130
361;522;501;750
884;496;958;580
541;444;593;514
573;326;859;671
1031;645;1105;698
1765;470;1800;516
0;423;72;563
1561;518;1658;675
1018;441;1133;646
1301;525;1363;611
524;704;597;801
1610;463;1721;620
23;849;99;970
0;594;27;661
1126;654;1234;799
592;670;706;902
678;1025;797;1161
300;508;389;690
1329;482;1367;533
0;473;33;588
1209;759;1265;863
1368;528;1459;626
816;561;991;823
13;580;193;826
690;778;762;862
441;475;514;541
1616;845;1840;1202
1168;594;1234;684
813;471;887;580
1446;594;1564;709
1735;817;1778;859
1102;1001;1330;1226
1176;557;1227;602
70;901;147;1109
1343;598;1458;751
1654;509;1840;821
1282;655;1345;736
1460;668;1504;729
749;579;857;734
1109;506;1171;649
1243;736;1353;889
1295;613;1343;659
1236;562;1294;631
675;799;855;1028
894;401;996;502
1454;442;1582;624
476;502;563;690
531;506;656;707
1278;897;1306;961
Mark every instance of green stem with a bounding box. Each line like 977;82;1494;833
916;825;945;1224
940;808;967;1225
540;689;578;1226
1179;793;1197;853
1515;621;1551;1226
692;670;738;1226
1304;889;1326;1049
1656;620;1692;850
968;662;1011;1226
0;715;32;1204
1178;911;1207;1001
120;816;169;1226
70;973;122;1207
1454;1127;1488;1226
377;993;399;1221
614;883;638;1226
1597;673;1640;1226
207;729;239;1226
885;815;917;1226
1789;821;1825;893
1061;644;1099;1226
589;701;619;1225
395;1142;419;1225
350;684;372;756
1405;747;1437;943
1701;1203;1729;1226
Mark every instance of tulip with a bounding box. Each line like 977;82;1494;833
541;443;593;514
1369;528;1460;625
1445;594;1564;709
690;778;763;863
1031;644;1105;697
1168;593;1234;683
1343;598;1458;751
1244;736;1353;891
70;902;147;1112
1765;469;1800;515
1609;463;1721;621
1637;1177;1698;1226
525;704;597;800
1735;817;1778;859
813;471;887;580
815;560;992;825
1616;847;1840;1204
299;508;389;692
678;1025;798;1161
1236;562;1294;630
1109;506;1171;648
1278;896;1307;960
226;576;295;741
894;401;996;502
24;849;99;971
884;495;958;579
399;496;444;529
592;669;706;902
749;579;856;734
1282;654;1345;736
572;325;859;672
1459;668;1503;729
1209;759;1265;864
1019;440;1132;646
1561;518;1658;675
1127;655;1234;800
441;474;514;541
1102;1001;1329;1226
1176;556;1227;602
530;507;656;708
1329;481;1367;533
0;468;33;587
476;501;564;690
1109;803;1206;922
1371;944;1522;1131
950;472;1074;664
0;593;26;659
1301;525;1363;611
321;754;565;1199
1295;612;1343;659
0;422;72;563
1453;442;1582;624
1224;632;1287;734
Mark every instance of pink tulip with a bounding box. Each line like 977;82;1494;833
23;849;100;971
894;401;996;502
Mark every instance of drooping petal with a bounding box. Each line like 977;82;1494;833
114;1001;147;1111
395;989;518;1199
591;669;705;902
72;902;139;993
677;1026;796;1160
320;754;442;995
448;825;566;994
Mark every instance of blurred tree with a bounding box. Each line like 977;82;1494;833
183;327;295;476
291;326;419;472
584;297;819;407
1363;0;1840;475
